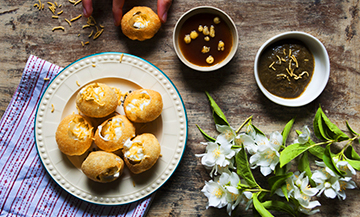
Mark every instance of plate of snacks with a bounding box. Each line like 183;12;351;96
34;52;187;205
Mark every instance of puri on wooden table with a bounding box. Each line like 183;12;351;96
1;0;360;216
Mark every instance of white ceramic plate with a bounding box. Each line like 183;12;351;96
34;52;188;205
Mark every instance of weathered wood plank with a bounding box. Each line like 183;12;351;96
1;0;360;216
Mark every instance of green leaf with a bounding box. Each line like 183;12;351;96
252;124;266;136
274;163;286;176
345;158;360;171
313;107;330;141
281;117;295;146
262;201;297;217
344;145;360;170
279;143;315;167
253;193;274;217
235;145;258;188
205;91;229;126
298;151;316;186
268;172;293;195
196;124;216;142
346;121;359;136
344;145;360;160
308;143;325;159
281;185;289;201
320;109;349;142
323;144;345;178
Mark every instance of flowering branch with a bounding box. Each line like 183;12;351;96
196;93;359;216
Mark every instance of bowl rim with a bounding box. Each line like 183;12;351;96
254;31;330;107
173;6;239;72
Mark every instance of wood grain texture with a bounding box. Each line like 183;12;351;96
1;0;360;216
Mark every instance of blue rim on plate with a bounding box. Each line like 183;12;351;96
34;52;188;206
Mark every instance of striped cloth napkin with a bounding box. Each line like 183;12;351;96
0;55;154;216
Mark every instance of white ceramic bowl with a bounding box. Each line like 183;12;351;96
254;31;330;107
173;6;239;72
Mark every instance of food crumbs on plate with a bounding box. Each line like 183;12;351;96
70;14;82;22
43;77;50;81
76;81;81;86
51;104;55;113
119;53;124;63
75;105;81;114
52;26;65;32
65;18;71;27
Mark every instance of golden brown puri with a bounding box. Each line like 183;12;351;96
124;89;163;123
122;133;161;174
55;114;93;156
81;151;124;183
94;115;136;152
76;83;118;118
121;6;161;41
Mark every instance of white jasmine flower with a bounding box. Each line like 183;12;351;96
269;131;283;150
312;160;357;200
298;200;321;215
239;191;253;210
220;172;241;216
201;179;228;209
196;142;235;177
294;125;311;144
234;133;256;154
216;125;236;147
246;133;271;155
280;171;320;215
336;160;356;177
245;124;256;139
249;144;280;176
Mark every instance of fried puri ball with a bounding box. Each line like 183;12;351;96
122;133;161;174
81;151;124;183
124;89;163;123
94;115;136;152
76;83;118;118
55;114;93;156
121;6;161;41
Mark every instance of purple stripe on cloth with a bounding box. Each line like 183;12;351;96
0;55;154;217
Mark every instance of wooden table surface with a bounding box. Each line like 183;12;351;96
1;0;360;216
